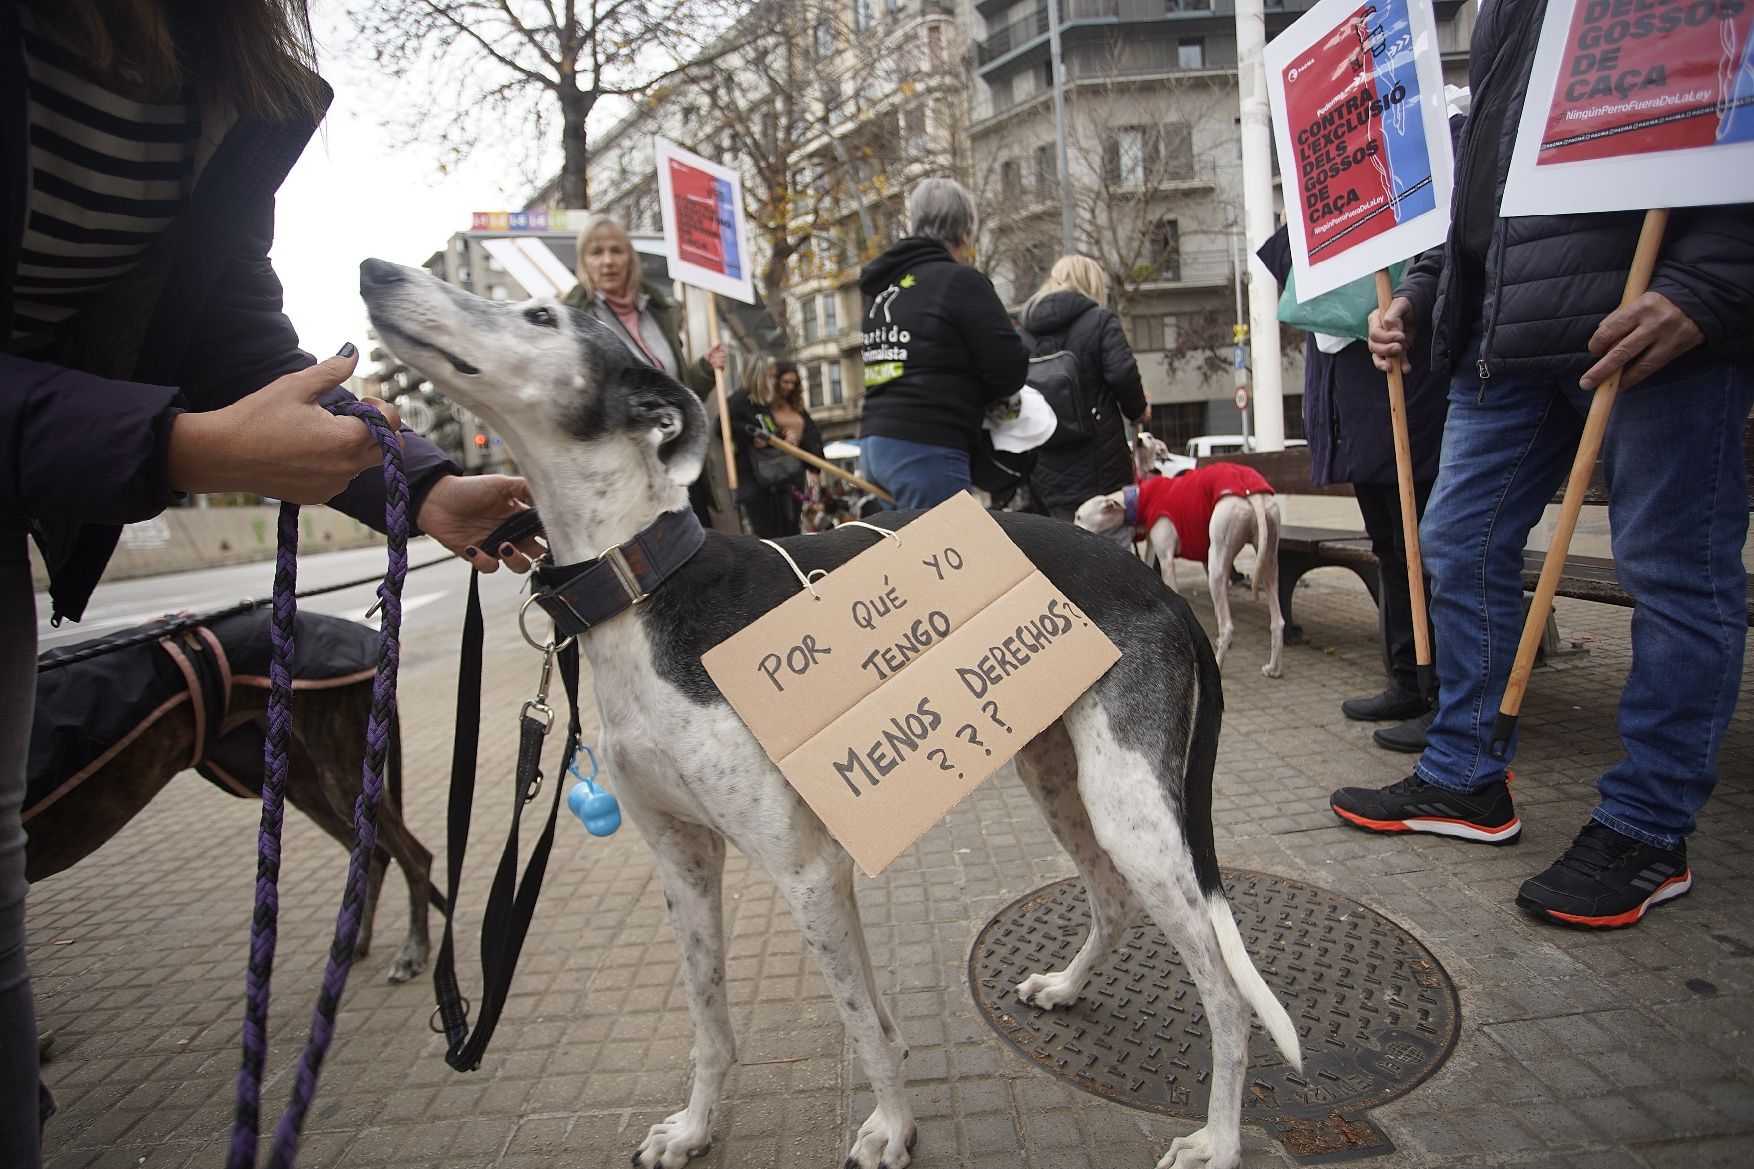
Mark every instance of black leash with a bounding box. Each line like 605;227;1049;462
429;508;583;1071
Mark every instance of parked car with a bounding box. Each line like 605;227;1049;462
1182;435;1307;461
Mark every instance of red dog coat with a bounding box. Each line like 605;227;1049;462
1133;464;1274;564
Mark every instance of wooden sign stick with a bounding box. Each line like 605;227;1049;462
1490;207;1670;758
756;433;895;503
1376;268;1434;701
704;291;738;491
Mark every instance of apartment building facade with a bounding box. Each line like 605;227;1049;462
576;0;1478;447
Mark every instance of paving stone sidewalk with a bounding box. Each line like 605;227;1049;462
26;558;1754;1169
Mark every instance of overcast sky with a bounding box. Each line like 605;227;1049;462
272;4;599;363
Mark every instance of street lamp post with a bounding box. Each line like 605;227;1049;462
1233;0;1286;450
1048;0;1076;255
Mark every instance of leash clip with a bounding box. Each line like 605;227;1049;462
520;641;557;733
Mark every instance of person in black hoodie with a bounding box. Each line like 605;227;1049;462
858;178;1029;508
1018;254;1149;535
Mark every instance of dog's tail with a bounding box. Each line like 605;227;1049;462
1208;895;1304;1072
1248;493;1268;601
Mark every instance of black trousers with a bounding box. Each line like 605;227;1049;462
1353;480;1436;697
739;488;802;539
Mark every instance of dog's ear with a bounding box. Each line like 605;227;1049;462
623;366;708;486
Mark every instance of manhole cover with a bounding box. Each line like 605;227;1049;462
969;871;1460;1162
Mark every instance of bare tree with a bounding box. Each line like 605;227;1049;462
347;0;750;206
677;0;961;344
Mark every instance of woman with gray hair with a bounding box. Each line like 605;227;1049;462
857;178;1029;508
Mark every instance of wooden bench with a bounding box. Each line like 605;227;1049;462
1199;419;1754;645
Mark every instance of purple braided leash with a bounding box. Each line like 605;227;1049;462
229;402;409;1169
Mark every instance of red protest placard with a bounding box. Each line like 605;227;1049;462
1265;0;1453;301
1504;0;1754;215
1538;0;1754;164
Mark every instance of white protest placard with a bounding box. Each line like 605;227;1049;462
1501;0;1754;217
480;236;580;298
652;136;755;305
1265;0;1454;301
702;495;1121;877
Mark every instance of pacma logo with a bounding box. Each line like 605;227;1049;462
1287;56;1316;83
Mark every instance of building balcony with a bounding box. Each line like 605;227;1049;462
1128;246;1235;290
977;0;1322;80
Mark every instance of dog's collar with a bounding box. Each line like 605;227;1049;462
533;508;704;638
1122;483;1139;529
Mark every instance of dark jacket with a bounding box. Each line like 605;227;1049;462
857;237;1029;451
1397;0;1754;379
1017;291;1147;508
1258;228;1446;486
562;280;715;396
722;390;824;503
1;12;458;622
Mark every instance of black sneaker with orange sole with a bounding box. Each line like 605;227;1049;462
1329;773;1521;844
1516;820;1691;929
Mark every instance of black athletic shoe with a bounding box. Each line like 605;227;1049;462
1516;820;1691;929
1341;687;1429;722
1372;710;1434;753
1330;773;1521;844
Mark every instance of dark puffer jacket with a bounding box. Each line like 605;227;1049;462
1018;291;1147;508
858;237;1029;452
1398;0;1754;380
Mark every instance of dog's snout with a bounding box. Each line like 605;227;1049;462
359;258;406;292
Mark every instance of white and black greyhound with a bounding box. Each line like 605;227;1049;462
359;259;1300;1169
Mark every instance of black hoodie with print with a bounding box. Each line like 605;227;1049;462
857;237;1029;451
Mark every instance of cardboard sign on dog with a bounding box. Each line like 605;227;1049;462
704;495;1120;876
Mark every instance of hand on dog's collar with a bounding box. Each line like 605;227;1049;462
533;509;704;637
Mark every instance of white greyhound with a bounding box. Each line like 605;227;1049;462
1074;468;1286;679
359;258;1301;1169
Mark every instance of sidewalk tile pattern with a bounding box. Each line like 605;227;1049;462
27;561;1754;1167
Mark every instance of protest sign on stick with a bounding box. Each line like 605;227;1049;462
1494;1;1754;749
1266;0;1452;694
654;136;755;489
1264;0;1454;302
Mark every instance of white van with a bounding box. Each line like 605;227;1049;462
1182;435;1307;461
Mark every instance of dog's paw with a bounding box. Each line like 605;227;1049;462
1015;970;1083;1010
386;950;426;984
633;1110;712;1169
1156;1125;1241;1169
1260;661;1283;679
844;1105;914;1169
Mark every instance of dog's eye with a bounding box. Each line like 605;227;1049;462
524;306;558;329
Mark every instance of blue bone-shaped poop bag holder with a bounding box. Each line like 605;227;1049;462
565;744;620;836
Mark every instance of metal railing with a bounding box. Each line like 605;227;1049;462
976;7;1051;64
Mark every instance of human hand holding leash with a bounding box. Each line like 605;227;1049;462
166;345;401;502
1579;291;1703;390
417;473;543;573
1368;296;1417;375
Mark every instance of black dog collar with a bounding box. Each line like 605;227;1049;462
533;508;704;638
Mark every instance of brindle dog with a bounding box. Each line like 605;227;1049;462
26;665;436;983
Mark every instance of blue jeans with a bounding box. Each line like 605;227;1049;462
1414;344;1754;848
860;435;972;510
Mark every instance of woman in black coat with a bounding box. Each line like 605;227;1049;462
1018;255;1150;526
